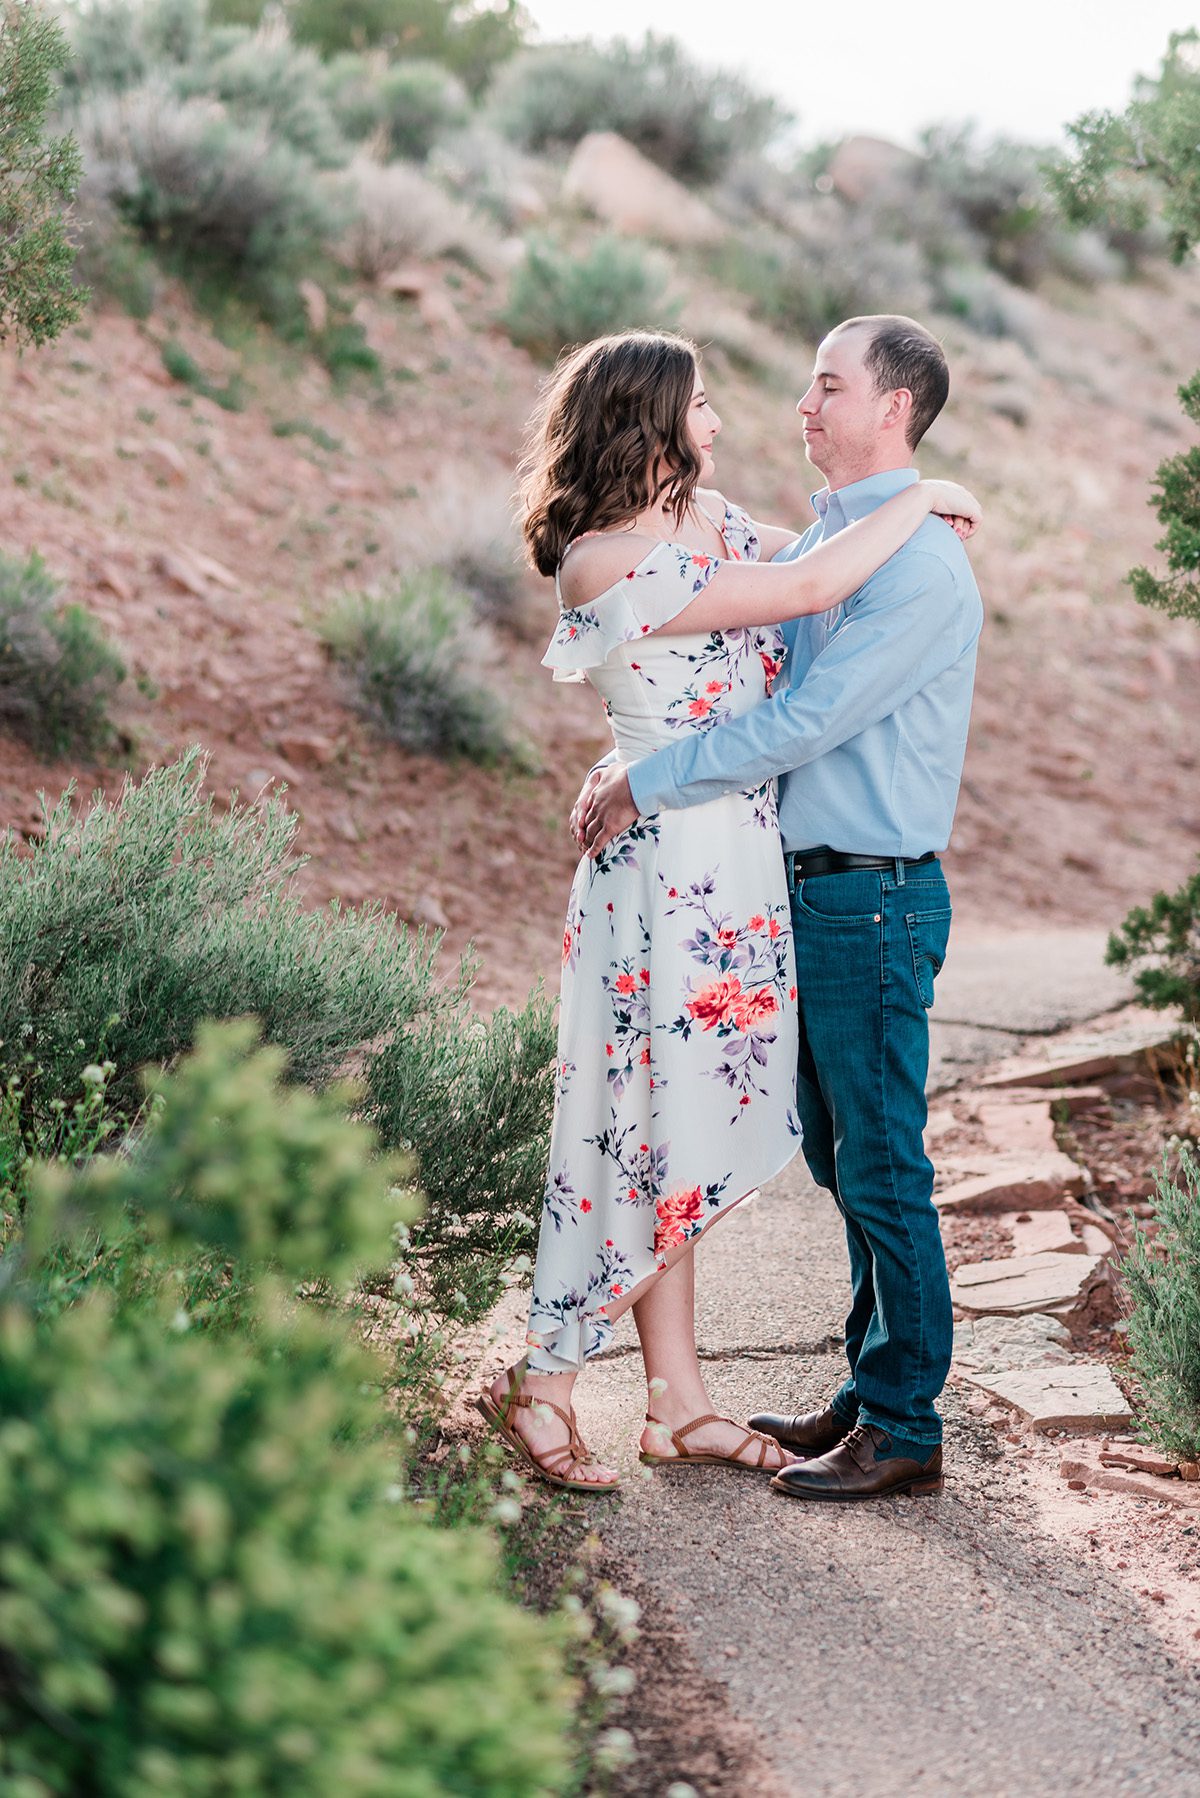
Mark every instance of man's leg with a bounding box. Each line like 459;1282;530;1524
790;862;953;1455
794;977;870;1423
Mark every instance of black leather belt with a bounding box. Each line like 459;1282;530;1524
786;848;938;880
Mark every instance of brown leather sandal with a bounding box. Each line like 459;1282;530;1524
639;1410;793;1472
475;1368;621;1493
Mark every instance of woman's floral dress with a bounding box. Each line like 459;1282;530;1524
526;501;802;1373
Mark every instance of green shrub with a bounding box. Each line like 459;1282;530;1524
321;573;525;762
339;155;485;279
177;22;351;169
0;751;437;1121
503;233;677;358
161;336;248;410
74;84;345;322
325;53;468;160
0;548;125;758
1126;373;1200;625
1122;1145;1200;1460
1107;856;1200;1018
0;1027;572;1797
285;0;526;96
365;984;554;1316
490;33;789;184
0;0;88;350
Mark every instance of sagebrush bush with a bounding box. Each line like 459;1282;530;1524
0;548;125;757
321;574;525;763
1122;1145;1200;1460
365;983;554;1315
325;52;468;160
0;751;437;1120
710;212;931;343
175;22;351;169
490;33;788;184
430;122;546;231
338;156;480;279
71;84;344;319
1107;855;1200;1018
0;1026;572;1797
503;234;677;358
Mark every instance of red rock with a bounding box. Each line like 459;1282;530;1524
976;1098;1060;1157
935;1153;1087;1214
1060;1443;1200;1507
277;731;337;769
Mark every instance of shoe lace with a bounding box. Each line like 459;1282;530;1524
839;1423;871;1459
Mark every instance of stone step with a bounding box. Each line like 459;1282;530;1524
964;1362;1132;1433
935;1151;1088;1214
950;1250;1108;1319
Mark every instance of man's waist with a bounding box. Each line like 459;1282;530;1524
784;847;938;880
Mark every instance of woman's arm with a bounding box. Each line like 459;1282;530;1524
748;519;803;560
656;479;980;636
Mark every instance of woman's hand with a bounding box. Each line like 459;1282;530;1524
919;479;982;539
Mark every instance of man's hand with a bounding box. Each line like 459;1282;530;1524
577;765;638;858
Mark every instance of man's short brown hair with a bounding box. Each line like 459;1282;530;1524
837;315;949;448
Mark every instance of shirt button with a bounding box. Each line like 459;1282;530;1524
874;913;882;922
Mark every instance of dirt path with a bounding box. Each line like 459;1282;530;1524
560;932;1200;1797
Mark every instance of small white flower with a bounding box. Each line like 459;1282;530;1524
392;1272;414;1298
667;1784;700;1797
490;1496;522;1526
594;1727;636;1771
80;1064;106;1087
383;1483;405;1504
509;1254;533;1277
647;1376;669;1395
170;1308;191;1333
590;1664;636;1697
596;1588;641;1634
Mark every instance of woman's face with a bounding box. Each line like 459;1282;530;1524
685;368;722;482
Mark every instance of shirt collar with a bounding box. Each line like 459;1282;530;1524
811;468;920;529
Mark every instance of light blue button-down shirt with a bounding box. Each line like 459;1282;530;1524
626;468;983;856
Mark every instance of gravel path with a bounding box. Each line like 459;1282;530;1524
571;930;1200;1797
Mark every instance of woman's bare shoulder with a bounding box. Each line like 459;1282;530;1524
558;532;662;607
695;485;730;517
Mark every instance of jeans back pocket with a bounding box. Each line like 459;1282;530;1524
905;908;952;1009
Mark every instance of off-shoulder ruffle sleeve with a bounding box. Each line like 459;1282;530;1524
541;541;722;683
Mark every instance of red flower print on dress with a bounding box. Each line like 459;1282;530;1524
685;974;745;1030
729;986;779;1032
562;926;573;963
688;696;713;718
768;918;782;938
613;971;638;995
654;1185;705;1253
747;914;765;932
580;1198;592;1213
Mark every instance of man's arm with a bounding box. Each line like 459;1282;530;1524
626;548;972;816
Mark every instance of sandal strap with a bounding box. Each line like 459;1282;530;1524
647;1411;787;1467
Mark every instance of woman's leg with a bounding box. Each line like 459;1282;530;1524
629;1245;793;1468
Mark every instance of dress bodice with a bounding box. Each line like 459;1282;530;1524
542;502;785;763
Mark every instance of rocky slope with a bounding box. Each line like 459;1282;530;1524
1;248;1197;1011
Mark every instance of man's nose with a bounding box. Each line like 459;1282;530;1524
797;385;818;415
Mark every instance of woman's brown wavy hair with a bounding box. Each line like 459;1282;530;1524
519;331;703;580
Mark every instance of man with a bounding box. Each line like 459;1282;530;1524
574;315;983;1501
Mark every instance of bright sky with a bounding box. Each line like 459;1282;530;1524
524;0;1200;149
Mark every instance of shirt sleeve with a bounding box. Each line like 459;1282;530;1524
626;548;973;814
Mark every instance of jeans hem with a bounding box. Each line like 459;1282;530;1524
857;1407;942;1458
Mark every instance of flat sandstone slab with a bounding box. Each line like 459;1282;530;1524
966;1363;1132;1432
935;1152;1087;1214
953;1311;1073;1375
950;1250;1107;1317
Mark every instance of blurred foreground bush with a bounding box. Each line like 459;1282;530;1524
0;549;125;758
0;753;552;1311
0;1021;572;1795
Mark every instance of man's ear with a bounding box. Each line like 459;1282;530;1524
882;387;914;436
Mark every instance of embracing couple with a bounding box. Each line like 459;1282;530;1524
479;314;984;1503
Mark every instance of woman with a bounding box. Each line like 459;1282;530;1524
480;331;979;1491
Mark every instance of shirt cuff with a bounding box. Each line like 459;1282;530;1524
627;754;672;817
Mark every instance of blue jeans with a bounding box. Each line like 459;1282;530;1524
787;856;953;1456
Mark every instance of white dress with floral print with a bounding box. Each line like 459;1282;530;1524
526;501;802;1373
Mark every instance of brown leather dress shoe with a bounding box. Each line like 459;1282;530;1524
745;1403;854;1457
770;1423;943;1501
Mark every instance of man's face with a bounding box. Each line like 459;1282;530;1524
796;327;894;482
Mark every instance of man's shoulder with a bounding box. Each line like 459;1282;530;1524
862;515;981;604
